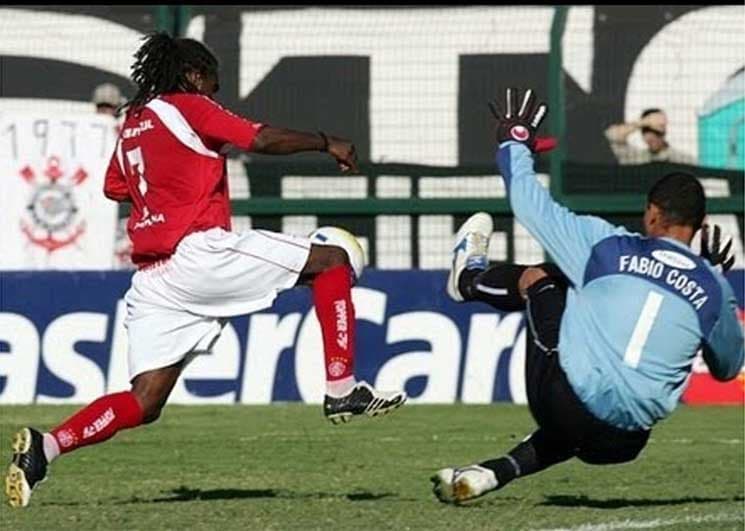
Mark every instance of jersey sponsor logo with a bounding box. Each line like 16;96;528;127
132;212;166;231
18;156;87;253
619;254;709;310
651;249;696;270
82;407;116;439
122;119;155;139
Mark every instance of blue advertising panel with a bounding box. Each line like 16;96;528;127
1;270;742;405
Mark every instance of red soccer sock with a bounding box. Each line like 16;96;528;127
49;391;144;457
313;265;356;394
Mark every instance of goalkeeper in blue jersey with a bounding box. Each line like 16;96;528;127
432;88;744;504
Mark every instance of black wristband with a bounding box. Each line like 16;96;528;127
318;131;329;152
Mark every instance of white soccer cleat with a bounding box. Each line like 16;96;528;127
431;465;499;505
446;212;494;302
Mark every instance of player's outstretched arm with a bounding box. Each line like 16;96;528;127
179;95;358;173
489;88;621;286
251;127;358;173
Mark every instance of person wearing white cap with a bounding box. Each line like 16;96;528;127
92;83;123;116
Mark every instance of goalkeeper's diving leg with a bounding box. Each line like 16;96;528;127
436;257;577;504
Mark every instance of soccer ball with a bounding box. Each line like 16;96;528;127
309;226;365;284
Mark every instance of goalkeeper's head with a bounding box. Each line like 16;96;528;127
125;32;220;112
643;172;706;244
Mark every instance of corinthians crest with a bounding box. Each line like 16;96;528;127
19;156;88;253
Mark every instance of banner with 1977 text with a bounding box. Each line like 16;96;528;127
0;114;119;270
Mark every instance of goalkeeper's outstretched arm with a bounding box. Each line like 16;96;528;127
488;87;624;286
496;141;622;287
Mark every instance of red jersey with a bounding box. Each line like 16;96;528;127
103;93;264;267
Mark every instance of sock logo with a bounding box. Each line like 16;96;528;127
328;360;347;378
334;299;348;350
82;407;116;439
56;429;75;448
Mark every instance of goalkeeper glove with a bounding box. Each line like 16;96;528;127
700;223;735;273
488;87;556;153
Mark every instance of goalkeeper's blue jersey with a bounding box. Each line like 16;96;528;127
497;141;744;431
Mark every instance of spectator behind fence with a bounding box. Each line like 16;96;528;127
92;83;123;116
605;109;696;165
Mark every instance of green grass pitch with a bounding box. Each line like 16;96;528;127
1;404;743;530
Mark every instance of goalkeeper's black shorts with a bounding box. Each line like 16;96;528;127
524;276;650;465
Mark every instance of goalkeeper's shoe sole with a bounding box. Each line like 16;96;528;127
5;427;48;508
324;381;407;425
446;212;494;302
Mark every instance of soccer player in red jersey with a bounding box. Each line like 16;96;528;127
5;32;406;508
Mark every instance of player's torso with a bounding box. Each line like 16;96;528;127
558;234;722;429
118;96;231;265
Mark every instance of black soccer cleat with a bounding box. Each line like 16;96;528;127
5;427;49;508
324;381;407;425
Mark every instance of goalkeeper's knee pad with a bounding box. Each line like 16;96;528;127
310;226;365;284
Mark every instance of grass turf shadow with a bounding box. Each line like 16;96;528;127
129;486;400;504
540;494;745;509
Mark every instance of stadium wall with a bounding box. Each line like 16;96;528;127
3;6;743;271
1;6;743;406
3;6;743;166
1;270;743;406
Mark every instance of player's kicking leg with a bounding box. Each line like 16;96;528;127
303;229;406;424
5;362;182;508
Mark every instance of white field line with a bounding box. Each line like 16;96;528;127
532;511;743;531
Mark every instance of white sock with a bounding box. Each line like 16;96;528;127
43;433;60;463
326;376;356;398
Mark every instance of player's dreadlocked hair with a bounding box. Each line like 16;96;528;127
123;32;219;112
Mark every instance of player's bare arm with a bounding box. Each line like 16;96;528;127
251;127;359;173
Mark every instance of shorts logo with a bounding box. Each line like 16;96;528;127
19;156;87;253
334;299;348;350
56;429;75;448
328;360;347;378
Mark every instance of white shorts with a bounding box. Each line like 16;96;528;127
124;227;311;379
